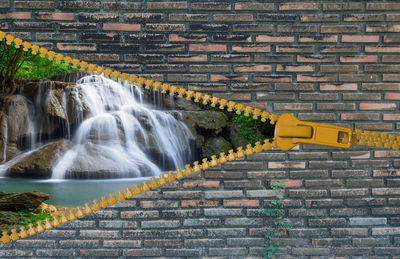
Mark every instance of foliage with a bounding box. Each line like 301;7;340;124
17;210;54;228
259;181;292;259
0;38;78;95
0;208;54;235
232;110;273;146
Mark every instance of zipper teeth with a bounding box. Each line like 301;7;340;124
0;31;279;244
352;129;400;150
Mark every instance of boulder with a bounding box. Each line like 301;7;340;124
8;139;73;178
188;111;228;134
202;136;232;158
0;191;50;212
4;95;32;143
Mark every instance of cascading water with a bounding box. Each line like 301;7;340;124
52;74;195;179
0;73;196;179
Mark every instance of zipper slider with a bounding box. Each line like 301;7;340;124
275;113;353;151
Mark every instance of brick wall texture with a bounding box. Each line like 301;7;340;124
1;0;400;258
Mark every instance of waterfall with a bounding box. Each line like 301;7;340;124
51;74;194;179
0;73;196;179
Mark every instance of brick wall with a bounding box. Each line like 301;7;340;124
2;0;400;258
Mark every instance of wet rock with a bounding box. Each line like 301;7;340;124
0;191;50;212
8;139;73;178
202;136;232;158
189;111;228;134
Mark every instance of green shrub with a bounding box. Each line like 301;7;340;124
0;38;78;94
232;110;274;146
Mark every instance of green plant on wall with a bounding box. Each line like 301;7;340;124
259;181;292;259
232;111;274;146
0;38;78;95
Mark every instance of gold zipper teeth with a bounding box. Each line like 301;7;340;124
0;31;279;245
353;129;400;150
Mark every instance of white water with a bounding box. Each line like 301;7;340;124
0;74;195;179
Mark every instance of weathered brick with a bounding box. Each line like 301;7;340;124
191;2;230;10
79;250;119;257
59;22;97;31
274;103;313;111
305;179;343;188
366;25;400;33
168;13;208;22
104;2;141;11
305;199;343;208
321;45;360;53
124;13;164;23
292;248;330;256
57;43;96;51
146;23;185;32
14;21;54;30
289;189;327;198
349;217;387;226
123;248;161;257
189;24;228;32
298;55;335;63
301;14;340;23
204;190;243;199
275;83;314;91
255;54;293;63
321;25;360;33
343;93;381;100
331;188;369;197
15;0;54;9
331;228;368;237
169;34;206;42
213;14;253;23
372;227;400;235
278;25;318;33
277;45;314;53
147;1;187;10
141;220;180;229
181;200;219;208
59;1;100;10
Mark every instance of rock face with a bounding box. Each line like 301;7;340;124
0;191;50;212
8;139;72;178
202;136;233;159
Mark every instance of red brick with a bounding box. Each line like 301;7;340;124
256;35;294;43
189;44;227;52
223;200;259;207
385;93;400;100
383;114;400;121
168;54;207;63
233;65;271;73
297;74;334;82
271;180;303;188
232;45;270;53
299;35;338;43
169;34;206;42
279;2;318;11
0;12;31;19
360;103;397;110
340;56;378;63
342;35;380;43
366;46;400;53
253;75;292;83
320;83;357;91
103;23;140;31
182;181;220;189
181;200;219;208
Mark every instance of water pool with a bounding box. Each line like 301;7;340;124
0;175;159;207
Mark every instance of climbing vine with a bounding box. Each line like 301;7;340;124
259;181;292;259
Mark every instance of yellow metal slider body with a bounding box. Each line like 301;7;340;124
275;113;353;151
